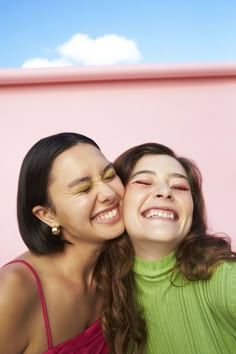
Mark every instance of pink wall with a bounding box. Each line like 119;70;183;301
0;63;235;265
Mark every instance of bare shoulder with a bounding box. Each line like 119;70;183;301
0;257;39;295
0;259;39;352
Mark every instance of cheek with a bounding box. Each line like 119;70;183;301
118;182;125;198
63;196;91;217
123;189;133;208
123;189;142;216
184;197;194;224
112;178;125;198
188;197;194;215
125;186;148;202
180;194;194;213
122;192;131;218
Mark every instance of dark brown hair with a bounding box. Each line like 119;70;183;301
114;142;236;281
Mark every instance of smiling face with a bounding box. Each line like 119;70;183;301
123;154;194;259
44;143;125;245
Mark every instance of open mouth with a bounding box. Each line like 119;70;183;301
91;204;121;223
142;208;177;220
92;207;118;221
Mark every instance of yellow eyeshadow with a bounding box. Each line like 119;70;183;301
103;168;115;179
74;182;92;193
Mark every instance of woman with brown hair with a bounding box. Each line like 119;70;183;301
114;142;236;354
0;132;146;354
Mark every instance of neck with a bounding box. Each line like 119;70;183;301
132;239;177;260
43;242;104;286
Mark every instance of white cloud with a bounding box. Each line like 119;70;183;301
22;33;142;68
57;34;142;65
22;57;72;68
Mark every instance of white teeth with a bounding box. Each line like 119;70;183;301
144;210;175;220
94;208;118;220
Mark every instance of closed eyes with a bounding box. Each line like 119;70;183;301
132;180;189;191
73;169;117;194
75;183;93;194
171;185;190;191
133;180;151;185
103;168;117;181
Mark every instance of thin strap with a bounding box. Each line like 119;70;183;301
4;260;52;349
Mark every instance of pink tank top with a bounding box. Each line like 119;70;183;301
6;260;109;354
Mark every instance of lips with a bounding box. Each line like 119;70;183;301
91;204;120;221
142;207;178;220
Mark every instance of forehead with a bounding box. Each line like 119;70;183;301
133;154;187;176
50;144;109;182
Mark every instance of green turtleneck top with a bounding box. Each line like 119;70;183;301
133;252;236;354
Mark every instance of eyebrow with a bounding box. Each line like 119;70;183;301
130;170;189;181
67;163;114;188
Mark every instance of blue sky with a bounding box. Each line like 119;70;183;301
0;0;236;68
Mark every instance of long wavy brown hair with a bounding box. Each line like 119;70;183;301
96;236;146;354
114;142;236;282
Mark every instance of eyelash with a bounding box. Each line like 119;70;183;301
77;185;92;194
171;186;189;191
76;171;116;194
134;181;189;190
103;171;116;180
134;180;151;185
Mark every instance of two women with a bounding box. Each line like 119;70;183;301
1;133;235;353
115;142;236;353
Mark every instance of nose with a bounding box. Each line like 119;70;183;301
153;183;173;199
97;181;117;203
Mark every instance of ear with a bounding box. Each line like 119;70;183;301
32;205;58;228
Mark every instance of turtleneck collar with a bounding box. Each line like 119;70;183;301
133;251;177;277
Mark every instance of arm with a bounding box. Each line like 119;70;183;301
0;266;36;353
229;262;236;326
210;261;236;329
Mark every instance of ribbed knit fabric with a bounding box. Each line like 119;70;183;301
133;252;236;354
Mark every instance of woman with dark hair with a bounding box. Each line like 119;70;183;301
0;132;146;354
114;142;236;354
